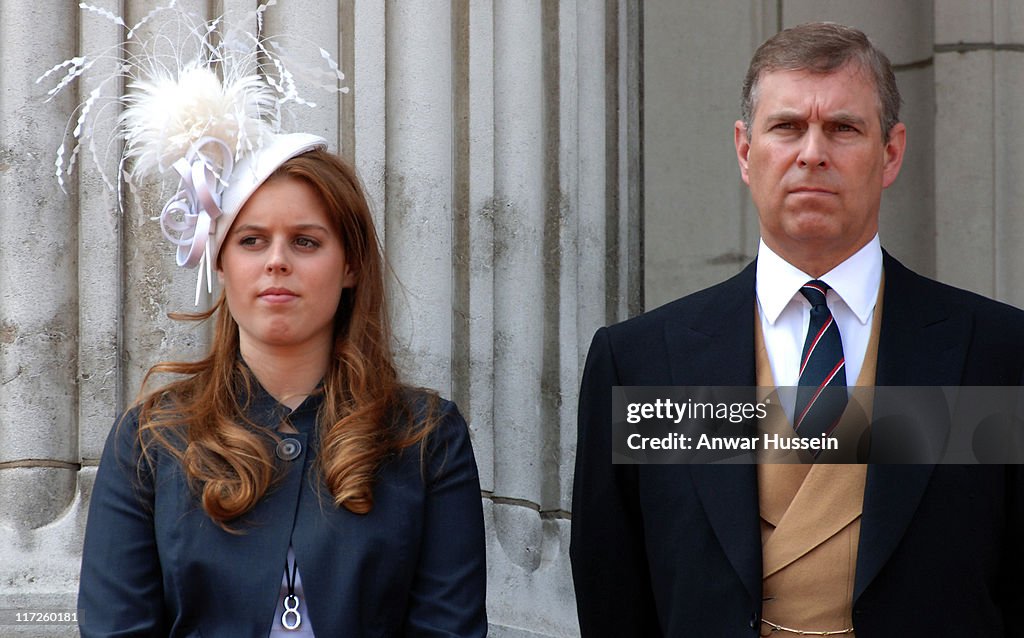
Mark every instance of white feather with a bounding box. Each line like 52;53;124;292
40;0;347;191
120;65;275;182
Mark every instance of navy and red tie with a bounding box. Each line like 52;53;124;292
793;280;848;441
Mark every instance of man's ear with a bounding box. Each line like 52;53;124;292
734;120;751;185
881;122;906;189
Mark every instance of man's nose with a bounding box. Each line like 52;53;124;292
796;127;829;169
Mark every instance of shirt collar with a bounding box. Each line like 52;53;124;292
756;234;882;325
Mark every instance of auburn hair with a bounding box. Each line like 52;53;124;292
133;149;439;530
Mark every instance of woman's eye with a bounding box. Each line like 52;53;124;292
239;236;261;246
295;237;320;249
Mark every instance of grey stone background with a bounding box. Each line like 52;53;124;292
0;1;1019;637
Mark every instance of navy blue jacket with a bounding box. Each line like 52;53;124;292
79;385;487;637
571;252;1024;637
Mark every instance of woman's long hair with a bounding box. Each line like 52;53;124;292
134;149;437;530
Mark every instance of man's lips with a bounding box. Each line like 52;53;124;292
788;186;836;195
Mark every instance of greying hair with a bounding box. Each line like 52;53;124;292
741;22;901;141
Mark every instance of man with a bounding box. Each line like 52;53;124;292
571;22;1024;637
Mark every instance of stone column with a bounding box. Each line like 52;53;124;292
384;0;456;395
0;2;92;634
935;0;1024;307
383;1;640;633
643;0;766;308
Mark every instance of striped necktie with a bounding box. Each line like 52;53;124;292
793;280;848;441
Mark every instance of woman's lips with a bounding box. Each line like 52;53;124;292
258;288;298;303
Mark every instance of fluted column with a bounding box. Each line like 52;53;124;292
350;1;386;226
0;0;76;529
385;0;455;395
470;0;641;634
490;0;549;561
0;0;93;628
0;0;79;529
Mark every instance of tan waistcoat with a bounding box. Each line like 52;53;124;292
754;286;883;636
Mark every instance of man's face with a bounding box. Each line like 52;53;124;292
734;63;906;275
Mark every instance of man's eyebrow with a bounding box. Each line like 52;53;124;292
829;112;868;127
763;109;806;122
761;110;869;128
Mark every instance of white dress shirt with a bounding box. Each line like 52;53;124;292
755;235;882;395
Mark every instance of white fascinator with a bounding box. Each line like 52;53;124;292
37;0;346;303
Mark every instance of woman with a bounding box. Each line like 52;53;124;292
79;134;487;637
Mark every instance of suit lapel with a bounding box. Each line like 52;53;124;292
855;464;934;601
874;251;970;387
856;252;964;601
669;262;762;602
691;465;762;604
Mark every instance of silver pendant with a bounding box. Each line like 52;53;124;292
282;594;302;630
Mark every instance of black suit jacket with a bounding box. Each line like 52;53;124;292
571;252;1024;637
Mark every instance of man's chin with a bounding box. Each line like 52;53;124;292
779;218;846;246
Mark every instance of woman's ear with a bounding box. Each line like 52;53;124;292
341;263;358;289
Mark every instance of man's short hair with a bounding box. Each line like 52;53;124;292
741;22;902;141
